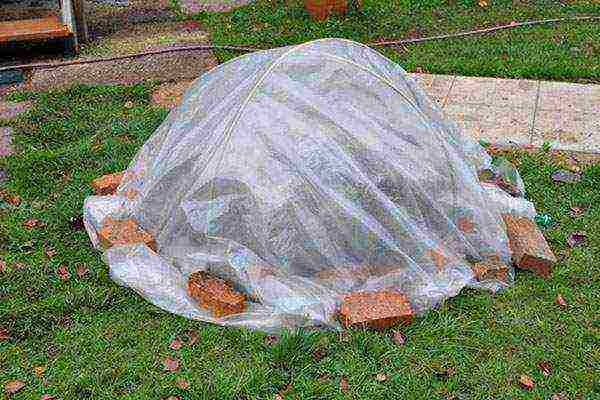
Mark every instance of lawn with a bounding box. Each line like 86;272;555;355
0;83;599;399
192;0;600;83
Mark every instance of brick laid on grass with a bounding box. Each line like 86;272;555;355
339;291;413;330
97;217;157;251
187;271;246;317
502;213;557;278
91;172;124;195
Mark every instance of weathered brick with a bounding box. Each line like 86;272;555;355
187;271;246;317
339;291;413;330
97;217;157;251
502;213;557;278
91;172;124;195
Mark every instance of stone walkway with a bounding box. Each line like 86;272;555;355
413;73;600;152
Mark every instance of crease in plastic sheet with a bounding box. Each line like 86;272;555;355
83;38;535;331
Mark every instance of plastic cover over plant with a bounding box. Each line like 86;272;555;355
83;39;535;331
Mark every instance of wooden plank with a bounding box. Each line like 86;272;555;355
72;0;88;43
0;17;71;43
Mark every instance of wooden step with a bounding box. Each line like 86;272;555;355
0;16;71;43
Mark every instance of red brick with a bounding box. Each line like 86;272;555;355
339;291;413;330
188;271;246;317
502;214;557;278
91;172;124;195
97;217;157;251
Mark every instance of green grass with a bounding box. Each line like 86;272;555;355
193;0;600;83
1;84;599;399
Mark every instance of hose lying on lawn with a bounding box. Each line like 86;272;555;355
0;15;598;73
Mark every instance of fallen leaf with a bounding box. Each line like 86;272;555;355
184;329;198;346
23;218;41;229
75;264;89;278
169;337;182;351
435;367;456;380
33;365;46;376
566;231;587;248
5;194;21;206
274;394;284;400
0;328;10;340
264;335;279;346
40;394;57;400
478;0;488;7
538;360;552;376
518;374;534;390
551;393;567;400
392;330;406;345
555;294;567;308
375;372;387;382
551;169;581;183
175;377;189;390
4;380;26;394
0;260;6;273
569;205;588;217
163;356;179;372
340;376;349;392
13;262;25;270
56;265;70;281
44;248;56;258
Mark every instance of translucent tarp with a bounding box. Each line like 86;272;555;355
84;38;534;331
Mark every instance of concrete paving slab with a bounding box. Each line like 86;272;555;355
444;103;532;145
410;73;454;107
179;0;257;14
0;127;14;157
0;101;32;120
537;81;600;114
532;110;599;151
448;75;539;110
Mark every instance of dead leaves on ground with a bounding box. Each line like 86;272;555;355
175;377;189;390
56;265;70;281
555;294;567;308
375;372;388;382
569;204;589;217
0;191;21;206
518;374;535;390
163;356;180;372
4;380;26;395
169;337;183;351
538;360;552;376
75;264;89;278
392;330;406;345
339;376;349;392
23;218;45;229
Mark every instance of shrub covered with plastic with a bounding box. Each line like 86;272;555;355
84;39;534;331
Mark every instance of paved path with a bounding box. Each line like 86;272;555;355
412;73;600;152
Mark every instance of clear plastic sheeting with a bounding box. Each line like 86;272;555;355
83;39;534;331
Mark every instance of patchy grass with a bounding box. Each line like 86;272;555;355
1;84;599;399
194;0;600;83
